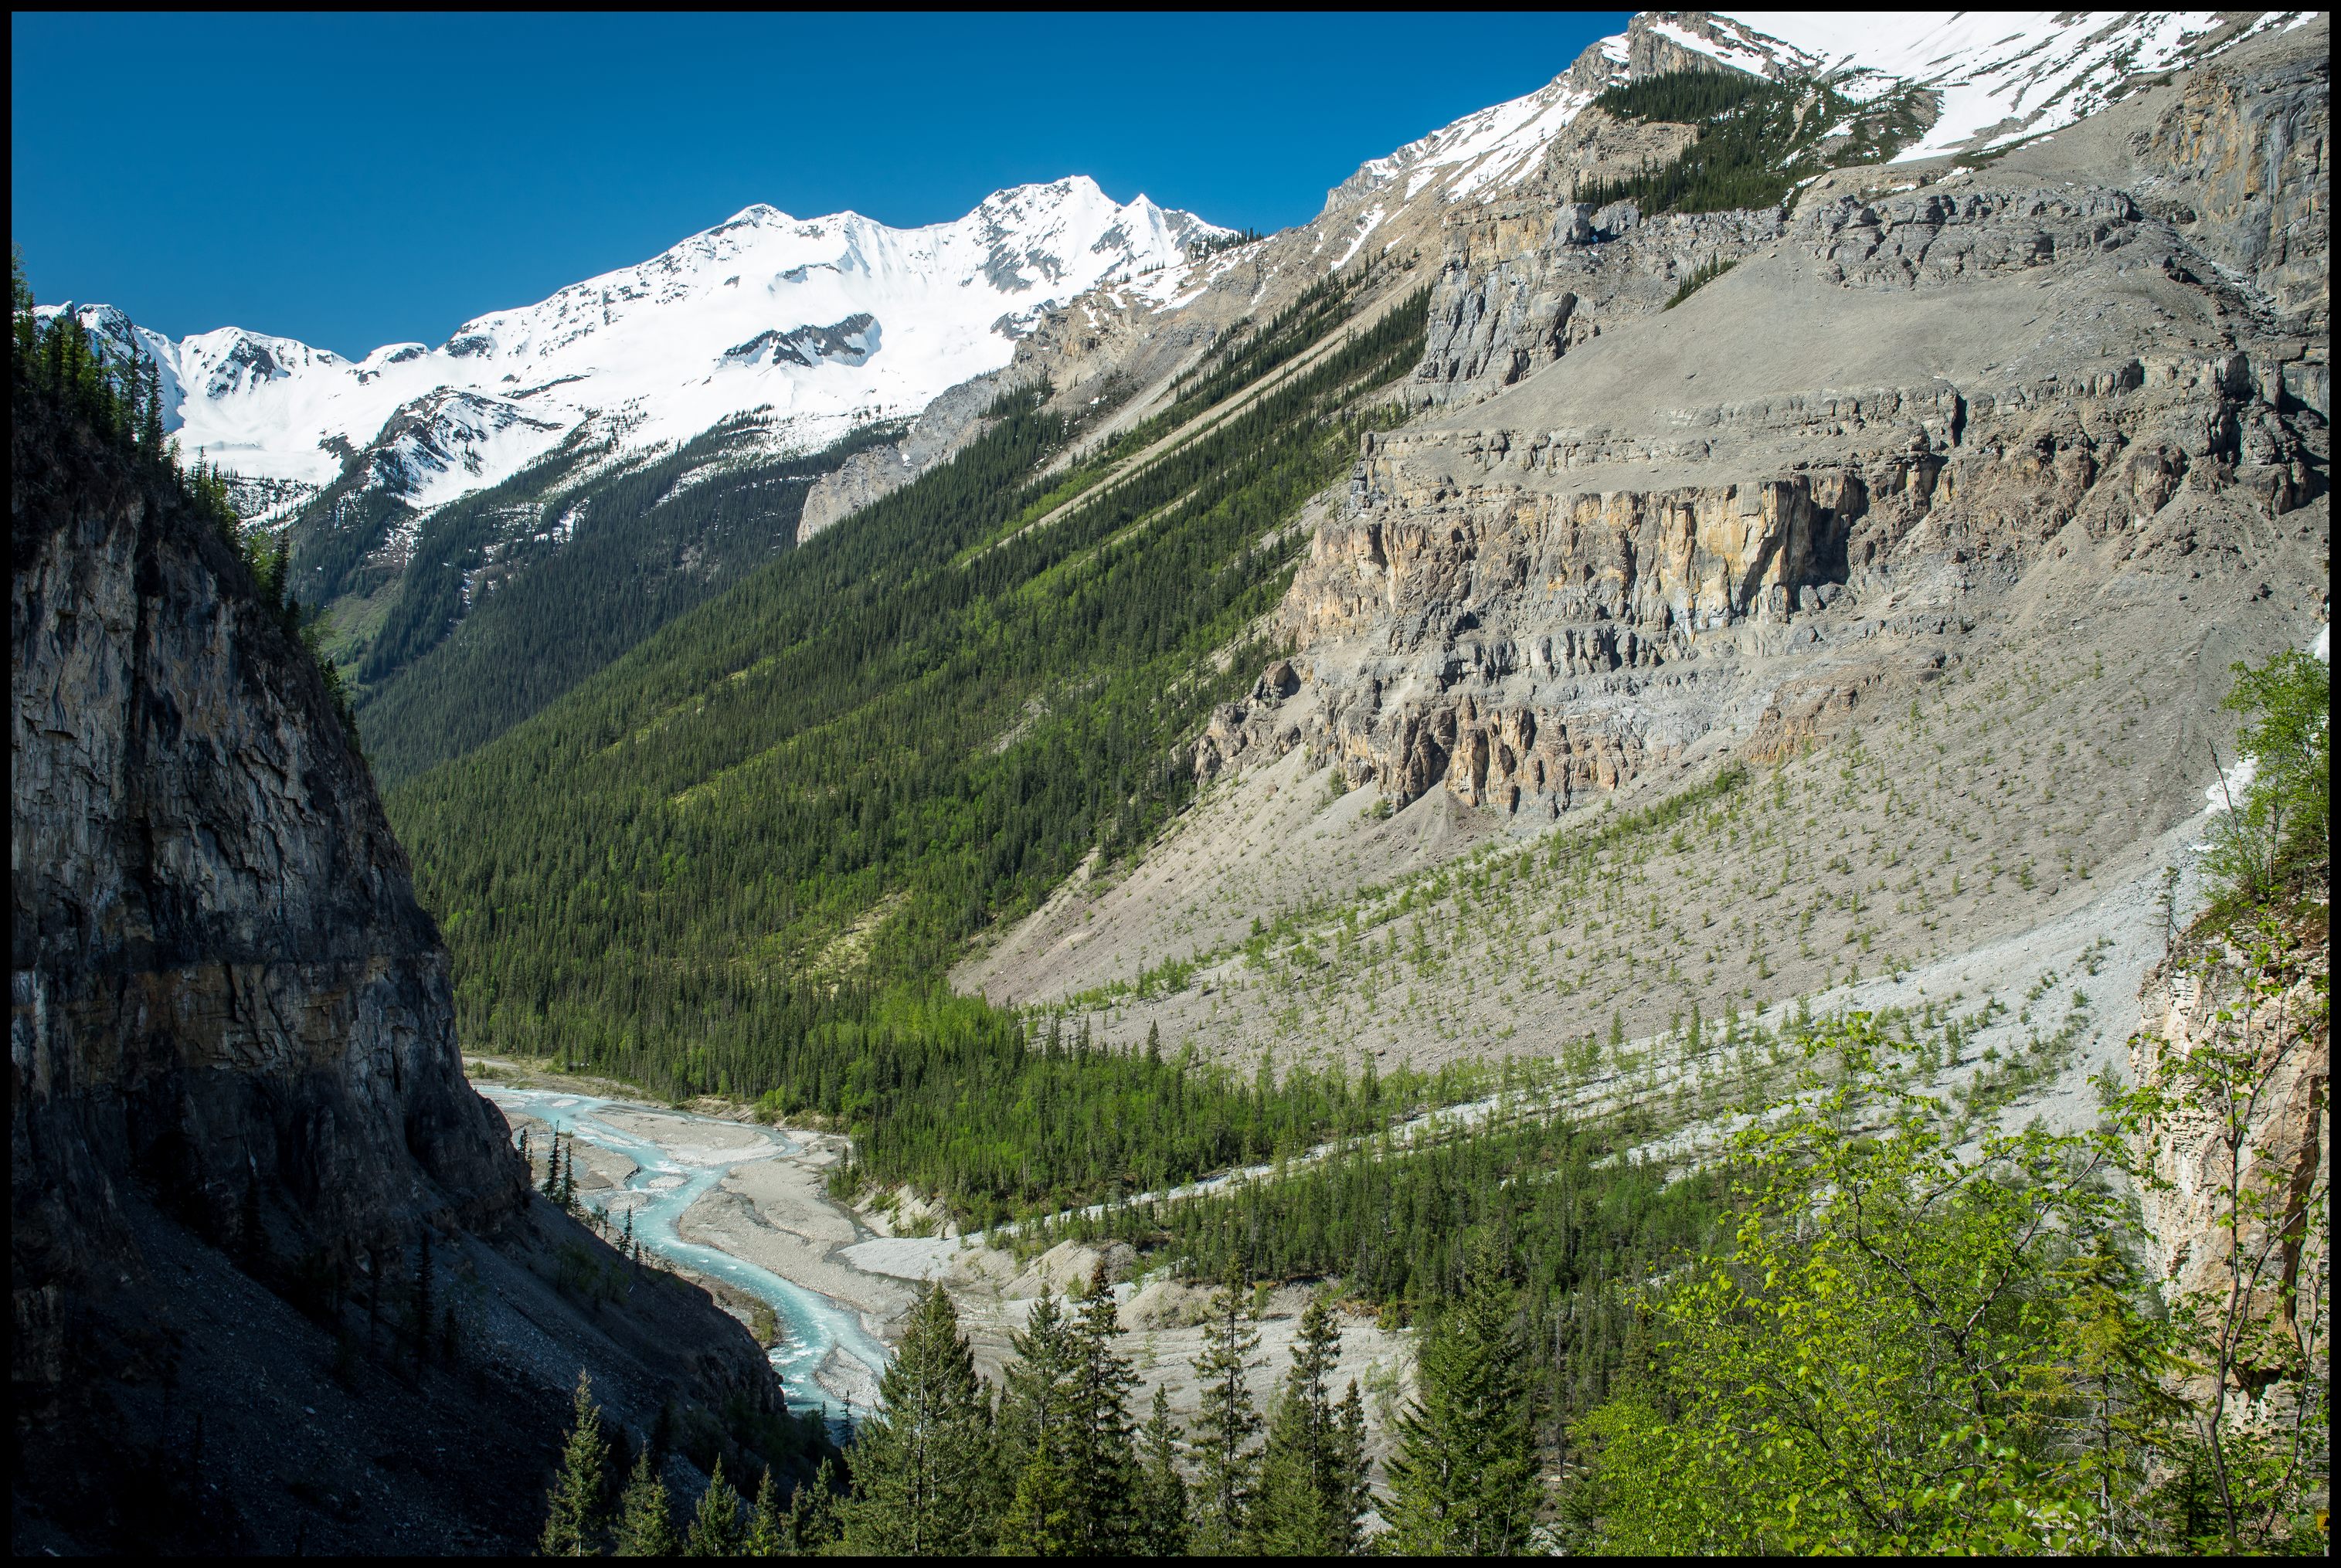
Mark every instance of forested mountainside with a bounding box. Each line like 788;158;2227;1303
387;9;2325;1186
39;182;1230;786
9;290;800;1555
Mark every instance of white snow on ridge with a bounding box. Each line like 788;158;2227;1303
1331;205;1387;272
1344;43;1626;209
1650;16;1796;78
1329;8;2299;223
1718;11;2311;161
48;175;1226;507
46;9;2309;524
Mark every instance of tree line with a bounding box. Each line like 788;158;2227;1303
541;1254;1545;1556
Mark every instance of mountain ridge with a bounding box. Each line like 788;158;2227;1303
37;175;1225;516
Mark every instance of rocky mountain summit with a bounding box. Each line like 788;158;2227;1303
10;386;778;1553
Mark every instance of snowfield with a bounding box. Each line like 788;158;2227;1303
41;175;1225;507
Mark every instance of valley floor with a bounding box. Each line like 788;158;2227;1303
469;1058;1425;1471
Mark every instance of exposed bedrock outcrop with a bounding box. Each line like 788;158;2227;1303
1201;25;2329;822
12;404;525;1300
12;395;776;1553
2140;36;2330;342
797;367;1010;542
2128;915;2329;1391
1418;197;1779;406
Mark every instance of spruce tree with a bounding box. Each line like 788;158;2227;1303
1187;1265;1263;1553
1001;1443;1078;1555
1066;1261;1140;1553
788;1456;844;1553
1382;1266;1540;1554
745;1466;785;1556
615;1448;678;1556
1332;1378;1372;1542
1000;1291;1079;1481
1249;1294;1358;1553
684;1457;744;1556
840;1282;997;1554
540;1369;610;1556
139;361;164;454
1136;1384;1191;1556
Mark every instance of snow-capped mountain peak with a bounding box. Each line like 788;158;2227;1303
46;176;1227;511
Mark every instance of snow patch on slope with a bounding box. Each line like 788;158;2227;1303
1719;11;2312;161
1346;46;1626;209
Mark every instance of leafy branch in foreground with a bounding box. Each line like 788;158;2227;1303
1568;995;2331;1556
2204;648;2329;908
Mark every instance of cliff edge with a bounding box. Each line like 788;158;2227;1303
12;381;780;1553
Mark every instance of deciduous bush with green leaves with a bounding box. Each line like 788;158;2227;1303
1571;1017;2180;1553
2207;649;2330;905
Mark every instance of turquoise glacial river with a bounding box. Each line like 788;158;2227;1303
481;1087;892;1419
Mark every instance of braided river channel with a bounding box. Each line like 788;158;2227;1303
480;1087;895;1420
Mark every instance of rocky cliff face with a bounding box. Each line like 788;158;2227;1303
2128;904;2328;1400
12;414;525;1271
796;369;1007;544
1199;20;2329;823
11;392;778;1553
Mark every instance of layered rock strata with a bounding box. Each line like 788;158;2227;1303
1200;23;2329;822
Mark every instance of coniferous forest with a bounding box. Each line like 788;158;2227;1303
1575;70;1928;213
352;416;909;786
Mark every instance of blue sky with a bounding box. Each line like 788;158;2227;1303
11;12;1629;355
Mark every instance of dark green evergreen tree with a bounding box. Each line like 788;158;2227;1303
996;1287;1079;1555
1187;1265;1263;1553
1066;1261;1140;1553
1000;1442;1077;1556
540;1369;610;1556
1000;1291;1079;1478
1249;1294;1365;1553
683;1457;744;1556
1135;1384;1191;1556
840;1283;997;1553
745;1466;785;1556
615;1448;678;1556
1333;1378;1371;1541
787;1457;843;1553
1382;1265;1540;1554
